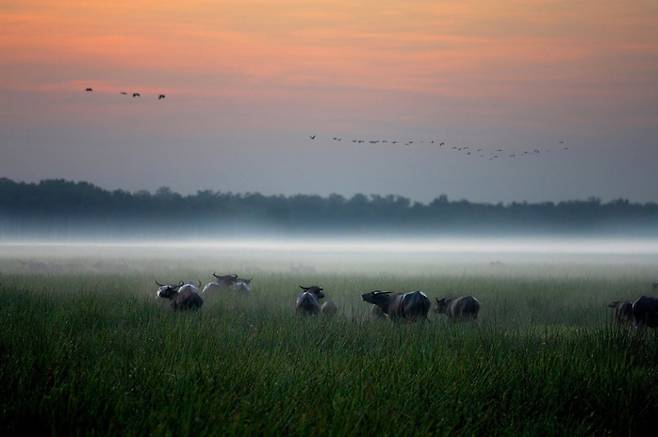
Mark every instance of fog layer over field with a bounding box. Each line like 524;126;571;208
2;236;658;274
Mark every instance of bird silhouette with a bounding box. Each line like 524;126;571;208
132;93;141;98
85;88;93;92
309;135;316;140
158;94;166;100
120;92;128;95
439;142;445;146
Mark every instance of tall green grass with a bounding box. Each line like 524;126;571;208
1;265;658;435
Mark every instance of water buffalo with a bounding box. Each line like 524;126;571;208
369;304;388;320
234;278;252;295
361;290;430;322
434;296;480;321
296;285;325;315
202;273;239;294
321;300;338;317
608;300;633;325
631;295;658;327
156;280;203;311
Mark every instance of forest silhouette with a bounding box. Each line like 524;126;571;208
1;178;656;239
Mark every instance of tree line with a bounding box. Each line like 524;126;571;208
0;177;657;238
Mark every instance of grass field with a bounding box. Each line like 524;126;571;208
1;246;658;435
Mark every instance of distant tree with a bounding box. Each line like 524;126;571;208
0;177;657;238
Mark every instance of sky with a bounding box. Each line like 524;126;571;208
1;0;657;203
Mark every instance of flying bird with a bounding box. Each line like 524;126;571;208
439;142;445;146
158;94;166;100
309;135;316;140
85;88;93;92
120;92;128;95
132;92;141;98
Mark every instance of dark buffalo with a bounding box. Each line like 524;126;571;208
156;281;203;311
608;300;633;325
434;296;480;321
296;285;325;315
631;295;658;327
361;290;430;321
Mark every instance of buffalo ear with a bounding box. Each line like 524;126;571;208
608;301;619;308
299;285;307;290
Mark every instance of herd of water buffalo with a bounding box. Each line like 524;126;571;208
156;275;658;327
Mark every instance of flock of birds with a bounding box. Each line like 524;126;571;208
83;87;568;158
84;87;166;100
84;86;569;159
308;134;569;160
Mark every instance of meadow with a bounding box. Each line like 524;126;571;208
1;244;658;435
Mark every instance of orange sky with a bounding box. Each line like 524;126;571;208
4;1;657;99
1;1;658;201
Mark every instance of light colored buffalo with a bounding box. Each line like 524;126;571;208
608;300;633;325
321;300;338;317
203;273;252;295
296;285;324;315
156;280;203;311
369;304;388;320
